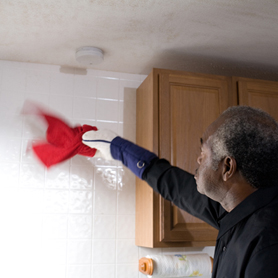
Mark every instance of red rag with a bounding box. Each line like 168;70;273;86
32;111;97;168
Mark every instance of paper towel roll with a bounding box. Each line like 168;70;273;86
139;253;212;277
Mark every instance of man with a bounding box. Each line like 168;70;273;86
82;106;278;277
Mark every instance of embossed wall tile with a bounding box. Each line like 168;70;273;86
26;69;51;95
16;214;43;240
68;214;93;239
117;170;136;215
0;137;21;162
25;93;50;107
0;114;23;137
45;162;70;189
40;264;66;278
0;90;25;115
70;164;93;189
18;188;44;213
94;168;117;215
69;190;93;214
92;264;115;278
22;115;46;139
92;239;116;264
48;95;73;119
41;239;67;265
117;214;135;239
117;264;138;278
50;71;74;96
94;215;116;239
73;74;97;97
67;239;92;264
0;163;19;187
97;77;119;100
96;99;119;122
1;67;26;93
20;163;45;188
73;97;96;120
42;214;68;239
116;239;138;264
44;189;69;213
67;264;91;278
21;138;45;165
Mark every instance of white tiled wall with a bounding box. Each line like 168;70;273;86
0;60;214;278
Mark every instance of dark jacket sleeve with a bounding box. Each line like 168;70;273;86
110;137;223;229
143;158;223;229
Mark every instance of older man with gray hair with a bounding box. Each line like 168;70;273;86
83;106;278;278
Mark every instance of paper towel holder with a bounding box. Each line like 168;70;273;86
138;256;214;276
139;257;153;275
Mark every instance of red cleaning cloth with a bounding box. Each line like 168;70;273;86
23;102;97;168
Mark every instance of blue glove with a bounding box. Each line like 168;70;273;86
82;129;158;178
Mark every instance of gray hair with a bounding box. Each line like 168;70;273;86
210;106;278;188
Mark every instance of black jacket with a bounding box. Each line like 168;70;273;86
143;158;278;278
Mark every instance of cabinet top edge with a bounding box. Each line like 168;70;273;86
150;68;231;81
233;76;278;85
146;69;278;85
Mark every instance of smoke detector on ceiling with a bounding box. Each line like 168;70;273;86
75;46;104;66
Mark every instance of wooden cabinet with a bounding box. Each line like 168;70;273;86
135;69;236;247
136;69;278;248
234;77;278;120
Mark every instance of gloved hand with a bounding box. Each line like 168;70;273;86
82;129;158;178
82;129;118;160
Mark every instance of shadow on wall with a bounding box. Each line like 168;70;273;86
142;49;278;82
122;87;137;143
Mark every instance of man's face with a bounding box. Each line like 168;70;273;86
194;118;225;201
195;138;219;198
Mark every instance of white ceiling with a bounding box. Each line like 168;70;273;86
1;0;278;80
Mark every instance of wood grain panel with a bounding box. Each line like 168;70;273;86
159;71;232;244
136;69;236;247
237;77;278;120
135;70;158;247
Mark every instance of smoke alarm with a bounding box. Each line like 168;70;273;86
76;46;104;66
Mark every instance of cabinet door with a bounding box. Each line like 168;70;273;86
237;77;278;120
159;71;234;244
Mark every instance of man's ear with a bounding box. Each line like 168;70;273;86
222;156;237;181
